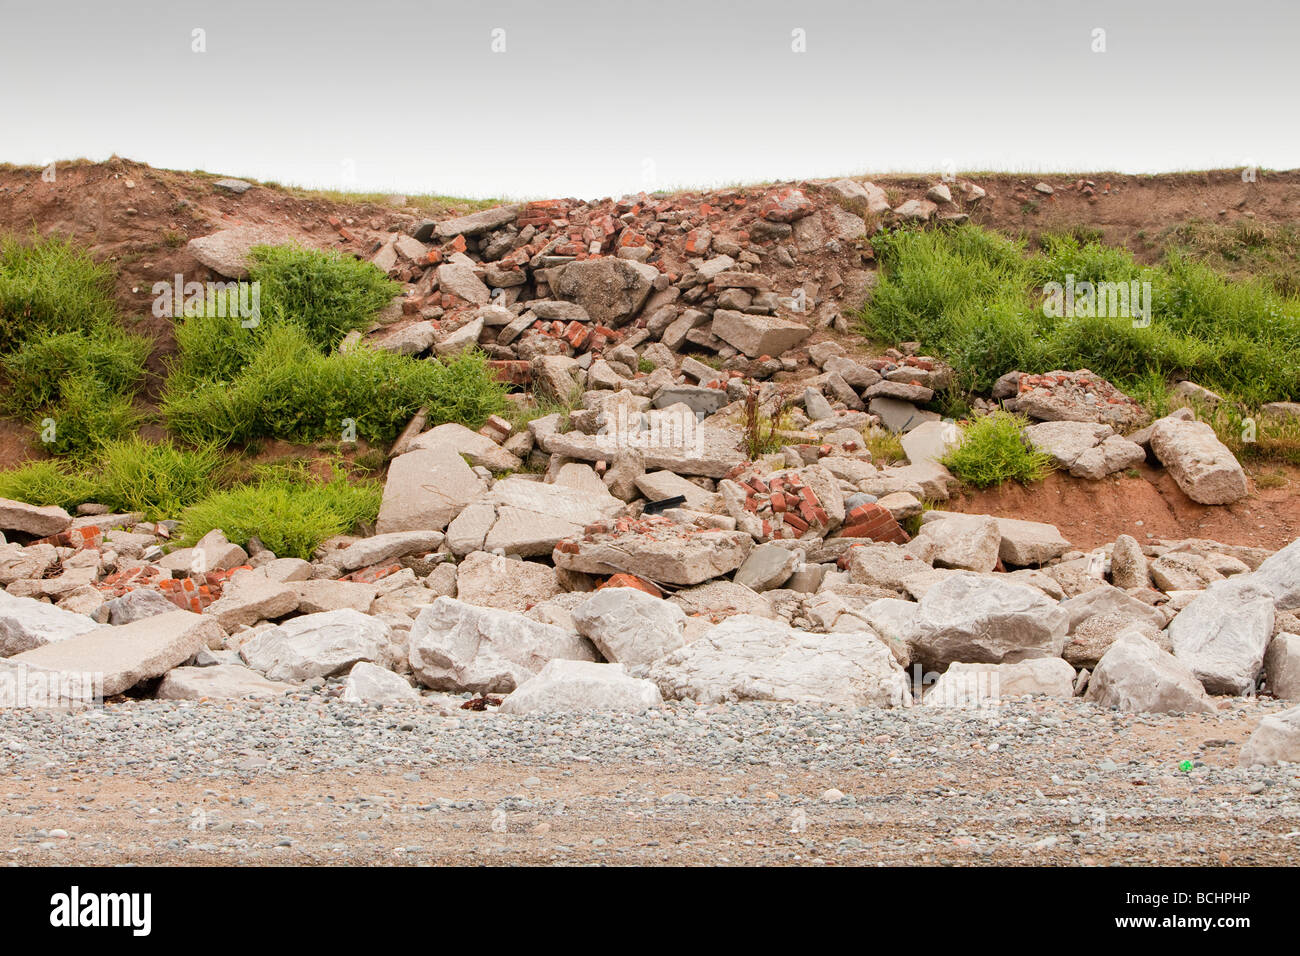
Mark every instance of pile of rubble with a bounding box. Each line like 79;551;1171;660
2;179;1291;766
0;435;1297;764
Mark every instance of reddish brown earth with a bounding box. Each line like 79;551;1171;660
949;464;1300;552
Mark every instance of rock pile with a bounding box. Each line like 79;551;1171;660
2;176;1287;761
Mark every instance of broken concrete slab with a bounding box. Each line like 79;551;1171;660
375;445;486;535
709;309;811;358
407;596;597;694
554;516;752;587
11;610;222;696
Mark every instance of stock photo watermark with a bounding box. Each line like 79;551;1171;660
152;275;261;327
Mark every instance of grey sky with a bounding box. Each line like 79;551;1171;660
1;0;1295;198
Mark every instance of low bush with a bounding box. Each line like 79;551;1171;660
248;244;399;352
0;233;119;353
37;378;144;458
0;437;226;519
0;459;96;510
941;411;1054;488
860;224;1300;406
177;465;381;560
163;323;507;447
92;436;227;519
0;326;150;417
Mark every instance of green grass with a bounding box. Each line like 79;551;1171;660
0;442;383;557
0;459;96;510
0;326;151;417
0;234;153;455
859;224;1300;407
37;378;144;457
162;244;506;448
247;244;399;352
177;465;381;560
163;323;507;446
92;437;227;519
941;411;1055;488
861;427;906;465
0;437;225;519
1163;219;1300;297
0;233;119;354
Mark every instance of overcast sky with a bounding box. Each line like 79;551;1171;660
1;0;1296;199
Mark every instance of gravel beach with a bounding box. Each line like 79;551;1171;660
3;693;1297;866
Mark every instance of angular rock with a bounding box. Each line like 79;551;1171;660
1149;418;1249;504
906;573;1069;669
10;611;220;696
551;258;654;326
925;658;1076;706
341;660;420;703
239;608;391;681
290;580;377;615
709;309;811;358
1238;706;1300;766
1084;629;1217;714
407;596;597;694
436;263;490;305
1023;421;1113;472
1070;434;1146;479
186;225;293;279
1150;551;1220;591
0;595;98;657
500;660;662;715
375;446;485;534
669;580;776;622
910;514;1001;572
1253;538;1300;610
869;397;939;433
204;576;299;630
1264;633;1300;700
454;551;560;612
157;664;296;700
734;542;800;591
1110;534;1149;589
1168;578;1275;694
434;204;521;240
408;422;521;472
99;587;180;625
1059;585;1167;668
554;520;751;587
900;420;959;466
571;587;687;670
445;477;622;558
0;499;71;538
322;530;445;573
646;615;910;707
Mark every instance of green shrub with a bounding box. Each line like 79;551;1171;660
1;326;151;416
92;436;227;519
37;378;143;458
248;244;398;352
0;437;226;518
177;466;381;560
0;233;119;353
860;224;1300;406
941;412;1054;488
0;459;96;510
163;327;507;447
165;297;267;393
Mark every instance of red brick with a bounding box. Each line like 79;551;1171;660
598;574;663;599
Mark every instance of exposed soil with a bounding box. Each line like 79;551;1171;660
879;169;1300;260
948;464;1300;552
